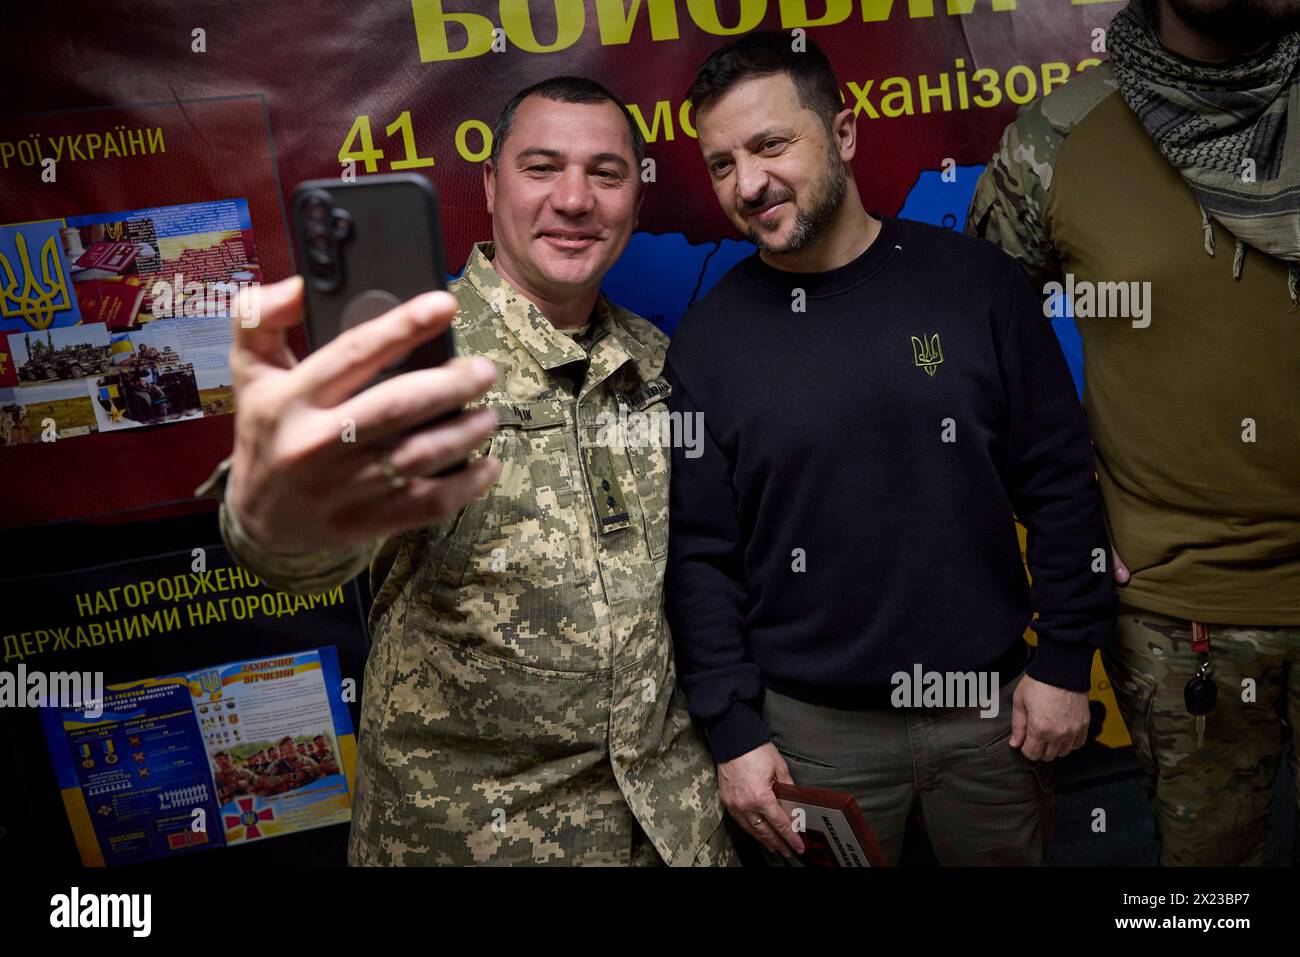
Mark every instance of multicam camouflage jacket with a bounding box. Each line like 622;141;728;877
965;61;1119;289
200;242;727;865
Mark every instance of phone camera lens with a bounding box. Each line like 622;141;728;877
307;228;331;252
303;195;330;222
308;250;334;277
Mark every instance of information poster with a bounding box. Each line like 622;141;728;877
40;647;354;867
2;544;367;867
0;198;255;445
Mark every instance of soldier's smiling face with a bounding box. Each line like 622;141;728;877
696;72;849;256
486;96;642;300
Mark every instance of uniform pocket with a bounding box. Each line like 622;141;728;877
435;398;582;593
392;627;608;760
776;747;839;771
359;623;404;748
979;670;1021;752
1101;639;1160;771
980;725;1014;753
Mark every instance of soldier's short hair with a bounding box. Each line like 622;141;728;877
687;30;841;131
489;75;646;169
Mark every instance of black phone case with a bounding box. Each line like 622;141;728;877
290;173;455;382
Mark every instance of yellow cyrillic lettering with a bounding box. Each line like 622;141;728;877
972;67;1002;107
411;0;496;61
1041;61;1071;95
500;0;583;53
594;0;680;44
879;76;914;117
779;0;852;26
1004;64;1037;104
627;100;674;143
687;0;766;35
918;72;952;114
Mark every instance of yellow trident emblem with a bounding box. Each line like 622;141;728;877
0;230;71;331
196;669;223;696
911;333;943;376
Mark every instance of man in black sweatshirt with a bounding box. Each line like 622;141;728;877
666;32;1116;865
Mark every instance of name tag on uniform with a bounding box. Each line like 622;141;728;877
621;376;671;413
492;399;566;429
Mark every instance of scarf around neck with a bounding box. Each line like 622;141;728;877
1107;0;1300;304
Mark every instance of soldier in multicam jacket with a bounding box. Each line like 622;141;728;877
198;76;733;866
968;0;1300;865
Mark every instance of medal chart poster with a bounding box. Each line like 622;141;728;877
40;647;355;868
0;544;369;867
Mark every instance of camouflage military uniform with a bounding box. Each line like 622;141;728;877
968;62;1300;865
200;242;733;866
1104;610;1300;865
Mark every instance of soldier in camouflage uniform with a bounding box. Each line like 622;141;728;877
968;0;1300;865
198;77;733;866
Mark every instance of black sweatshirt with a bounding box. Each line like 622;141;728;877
664;216;1116;763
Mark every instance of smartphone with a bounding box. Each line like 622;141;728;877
290;173;455;382
291;174;467;472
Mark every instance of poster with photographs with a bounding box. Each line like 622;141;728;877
0;198;253;445
192;650;352;848
40;647;355;867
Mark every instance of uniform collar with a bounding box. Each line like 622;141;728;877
462;241;650;397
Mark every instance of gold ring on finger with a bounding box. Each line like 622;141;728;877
378;454;408;491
